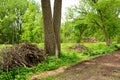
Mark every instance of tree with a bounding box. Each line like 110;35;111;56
64;0;120;46
41;0;56;56
22;1;44;43
0;0;28;44
41;0;62;57
61;4;89;43
53;0;62;57
87;0;120;46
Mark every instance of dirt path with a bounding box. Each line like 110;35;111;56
30;66;67;80
30;50;120;80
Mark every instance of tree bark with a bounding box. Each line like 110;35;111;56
53;0;62;57
98;10;111;46
102;26;111;46
92;0;111;46
116;35;120;43
41;0;56;55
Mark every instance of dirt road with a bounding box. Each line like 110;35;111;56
30;50;120;80
53;50;120;80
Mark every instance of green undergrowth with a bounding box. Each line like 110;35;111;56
82;44;118;56
0;44;12;49
0;52;86;80
0;43;119;80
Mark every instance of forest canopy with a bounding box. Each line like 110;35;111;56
0;0;120;46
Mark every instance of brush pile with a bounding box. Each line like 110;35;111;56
0;43;45;71
69;44;89;53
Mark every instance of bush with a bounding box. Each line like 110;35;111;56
83;45;118;56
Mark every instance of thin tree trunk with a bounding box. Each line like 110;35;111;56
92;0;111;46
12;26;15;44
41;0;56;55
98;10;111;46
116;35;120;43
53;0;62;57
102;26;111;46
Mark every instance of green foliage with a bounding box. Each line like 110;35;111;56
1;0;120;44
0;0;28;44
21;1;44;43
0;52;80;80
0;67;30;80
91;0;120;43
0;0;43;44
0;43;118;80
44;77;53;80
32;52;80;73
83;44;118;56
61;0;120;43
61;21;74;43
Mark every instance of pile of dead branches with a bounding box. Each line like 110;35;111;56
69;44;89;53
0;43;45;71
83;37;99;43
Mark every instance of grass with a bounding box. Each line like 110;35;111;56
0;44;11;49
0;52;89;80
0;42;119;80
82;43;118;56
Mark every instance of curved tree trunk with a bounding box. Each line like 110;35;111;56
92;0;112;46
41;0;56;55
103;27;111;46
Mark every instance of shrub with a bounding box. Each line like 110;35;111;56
83;45;118;56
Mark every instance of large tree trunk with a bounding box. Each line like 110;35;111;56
41;0;56;55
53;0;62;57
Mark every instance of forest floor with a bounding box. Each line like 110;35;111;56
30;49;120;80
